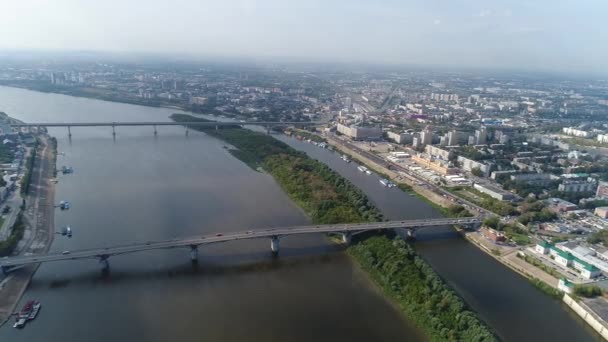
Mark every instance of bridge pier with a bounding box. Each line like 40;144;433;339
185;127;189;136
67;125;72;138
468;221;482;231
341;232;352;245
270;236;280;256
112;124;116;137
189;245;198;262
99;255;110;272
153;125;158;136
215;125;219;131
266;126;270;134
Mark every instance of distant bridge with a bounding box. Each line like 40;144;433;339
11;121;321;136
1;217;480;274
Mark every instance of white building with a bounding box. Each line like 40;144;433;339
558;178;597;193
598;134;608;144
457;156;492;177
337;124;382;140
387;131;413;144
536;241;602;279
563;127;594;138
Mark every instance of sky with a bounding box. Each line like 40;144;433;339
0;0;607;73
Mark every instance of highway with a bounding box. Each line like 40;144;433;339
0;217;479;269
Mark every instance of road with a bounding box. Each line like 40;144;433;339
0;217;480;268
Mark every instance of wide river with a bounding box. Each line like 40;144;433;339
0;86;600;341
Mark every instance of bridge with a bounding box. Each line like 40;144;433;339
1;217;479;274
11;120;321;137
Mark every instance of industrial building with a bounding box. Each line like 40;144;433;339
473;183;516;201
535;241;601;279
336;124;382;140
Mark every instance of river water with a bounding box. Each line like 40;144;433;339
0;86;600;341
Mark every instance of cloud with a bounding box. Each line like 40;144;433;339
433;19;441;25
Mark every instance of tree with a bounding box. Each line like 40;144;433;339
471;167;484;177
483;216;500;230
574;285;603;298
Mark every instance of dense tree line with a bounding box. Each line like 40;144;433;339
573;284;603;298
0;214;25;257
350;236;496;342
20;142;38;195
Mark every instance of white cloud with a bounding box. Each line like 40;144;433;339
433;19;441;25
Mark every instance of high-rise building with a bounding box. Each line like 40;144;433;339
419;127;433;146
447;130;463;146
475;126;487;145
344;97;352;109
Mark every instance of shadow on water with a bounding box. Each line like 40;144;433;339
30;246;348;290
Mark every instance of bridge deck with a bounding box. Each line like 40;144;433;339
11;121;320;127
1;217;479;268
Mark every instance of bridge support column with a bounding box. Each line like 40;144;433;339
468;221;482;231
190;245;198;262
270;236;280;256
266;126;270;134
153;125;158;136
67;126;72;137
99;255;110;272
215;125;219;131
112;124;116;137
341;232;352;245
185;127;189;136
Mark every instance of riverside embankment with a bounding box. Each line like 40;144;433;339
0;135;56;326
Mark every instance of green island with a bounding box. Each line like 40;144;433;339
171;113;496;341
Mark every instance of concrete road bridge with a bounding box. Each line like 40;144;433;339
1;217;480;274
11;120;321;137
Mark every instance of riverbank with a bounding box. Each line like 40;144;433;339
171;113;496;340
0;135;56;326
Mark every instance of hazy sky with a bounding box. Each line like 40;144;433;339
1;0;606;72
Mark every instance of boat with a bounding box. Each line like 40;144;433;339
380;179;396;187
341;155;351;163
13;318;26;329
62;226;72;237
365;170;372;175
18;300;35;320
59;201;70;210
357;165;368;172
61;166;74;174
28;302;41;320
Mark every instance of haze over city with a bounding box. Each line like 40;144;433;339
1;0;607;73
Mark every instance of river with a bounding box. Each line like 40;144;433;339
0;86;600;341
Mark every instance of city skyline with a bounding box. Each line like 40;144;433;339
1;0;607;74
